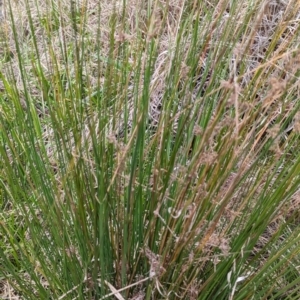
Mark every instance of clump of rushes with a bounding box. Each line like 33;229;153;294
1;0;300;299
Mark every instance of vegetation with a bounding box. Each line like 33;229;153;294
1;0;300;299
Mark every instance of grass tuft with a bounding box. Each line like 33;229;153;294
1;0;300;299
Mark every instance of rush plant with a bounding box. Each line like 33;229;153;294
1;0;300;299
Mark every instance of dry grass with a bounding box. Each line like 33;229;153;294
0;280;20;300
0;0;298;125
